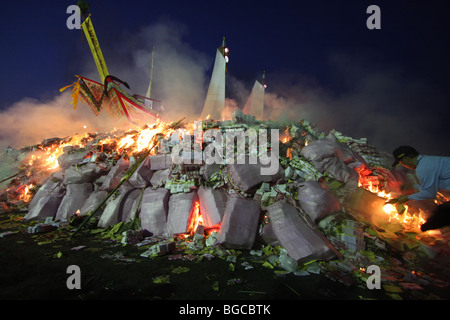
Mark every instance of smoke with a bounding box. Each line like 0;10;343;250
258;53;450;157
105;19;210;122
0;92;127;150
0;18;210;150
1;18;448;159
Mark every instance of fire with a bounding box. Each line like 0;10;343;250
184;200;222;237
357;178;426;232
117;134;135;150
2;182;35;207
19;184;34;203
25;121;176;176
281;127;292;144
17;120;186;192
26;133;92;172
135;127;163;152
186;201;203;236
112;121;176;155
383;203;397;215
8;121;181;210
381;202;425;228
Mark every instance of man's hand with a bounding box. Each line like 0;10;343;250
386;195;409;204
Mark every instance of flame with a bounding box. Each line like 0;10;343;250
286;147;293;159
4;182;35;206
26;133;91;172
281;127;292;144
13;120;182;208
19;184;34;202
117;134;135;150
186;201;203;236
358;177;426;232
24;121;178;176
185;200;222;237
113;121;176;155
380;196;426;231
383;203;397;215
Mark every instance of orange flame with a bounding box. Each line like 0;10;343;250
17;121;179;208
26;133;91;172
25;121;176;175
110;121;176;155
186;201;203;236
280;127;292;144
18;184;34;203
357;178;426;232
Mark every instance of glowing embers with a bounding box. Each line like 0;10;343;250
4;182;35;206
18;183;34;203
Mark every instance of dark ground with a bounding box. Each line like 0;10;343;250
1;211;450;315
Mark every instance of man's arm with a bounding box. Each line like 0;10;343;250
407;159;440;201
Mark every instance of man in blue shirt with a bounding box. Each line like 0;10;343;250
390;146;450;231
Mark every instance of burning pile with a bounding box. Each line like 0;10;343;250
0;112;445;265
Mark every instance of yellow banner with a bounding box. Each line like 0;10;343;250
81;15;109;81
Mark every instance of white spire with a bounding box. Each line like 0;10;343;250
243;79;265;120
200;48;226;120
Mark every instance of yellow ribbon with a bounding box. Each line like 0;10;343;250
60;75;81;110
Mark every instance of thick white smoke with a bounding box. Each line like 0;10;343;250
104;19;210;122
0;19;210;150
0;92;125;150
0;19;448;160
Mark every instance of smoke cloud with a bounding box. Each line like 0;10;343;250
0;19;210;150
0;93;126;150
0;19;448;160
105;19;210;122
260;53;450;157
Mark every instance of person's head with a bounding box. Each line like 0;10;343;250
392;146;420;169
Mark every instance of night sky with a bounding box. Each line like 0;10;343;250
1;0;449;156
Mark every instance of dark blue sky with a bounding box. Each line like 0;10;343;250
1;0;448;105
1;0;449;155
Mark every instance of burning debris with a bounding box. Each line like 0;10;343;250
1;7;449;300
1;113;450;297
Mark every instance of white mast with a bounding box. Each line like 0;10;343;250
243;71;266;120
145;46;156;107
200;38;229;120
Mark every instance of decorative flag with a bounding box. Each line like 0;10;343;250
81;15;109;81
